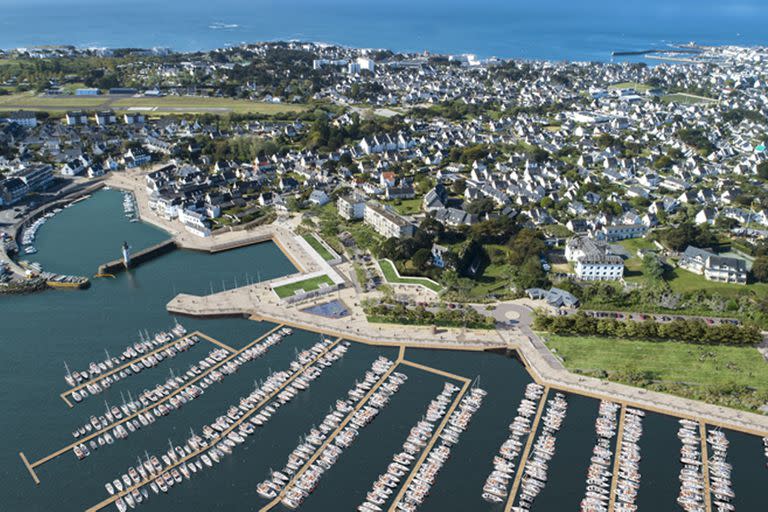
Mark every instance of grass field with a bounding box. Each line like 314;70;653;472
665;266;768;297
662;93;717;105
272;274;334;298
608;81;652;92
389;198;422;216
112;96;307;114
546;334;768;410
0;91;308;115
303;233;335;261
378;259;443;292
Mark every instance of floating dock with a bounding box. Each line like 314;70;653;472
504;386;550;512
26;326;284;482
260;351;406;512
85;335;341;512
387;378;470;511
607;405;627;512
59;330;221;407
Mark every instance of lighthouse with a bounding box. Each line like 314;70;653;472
121;241;131;268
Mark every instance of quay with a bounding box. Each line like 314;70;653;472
259;351;406;512
386;377;471;512
168;280;768;437
97;239;176;275
26;326;284;481
606;405;627;512
504;386;550;512
85;337;343;512
59;330;212;407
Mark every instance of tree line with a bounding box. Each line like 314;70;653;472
533;312;762;345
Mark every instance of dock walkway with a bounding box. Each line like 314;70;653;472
59;330;224;407
24;326;283;482
260;351;405;512
607;405;627;512
386;377;470;512
84;337;342;512
504;386;550;512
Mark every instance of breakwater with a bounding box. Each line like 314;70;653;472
97;239;177;274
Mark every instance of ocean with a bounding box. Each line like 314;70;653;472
0;0;765;61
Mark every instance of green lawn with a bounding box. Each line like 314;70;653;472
272;274;334;299
546;334;768;410
617;238;657;255
378;259;443;292
662;93;717;105
0;91;308;115
0;91;106;107
303;233;335;261
113;96;307;114
608;82;652;92
665;266;768;297
389;198;422;216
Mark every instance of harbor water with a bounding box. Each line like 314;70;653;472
0;190;764;511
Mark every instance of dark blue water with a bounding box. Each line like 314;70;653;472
1;190;765;511
1;0;765;61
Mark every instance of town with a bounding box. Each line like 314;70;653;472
1;40;768;408
3;34;768;512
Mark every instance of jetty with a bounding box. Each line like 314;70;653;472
23;326;283;483
97;239;176;275
84;335;341;512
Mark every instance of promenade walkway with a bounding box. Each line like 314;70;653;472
166;281;768;437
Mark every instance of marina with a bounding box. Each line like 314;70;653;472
3;189;768;512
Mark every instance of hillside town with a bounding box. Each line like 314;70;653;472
1;41;768;329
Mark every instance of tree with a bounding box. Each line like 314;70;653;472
451;178;467;195
507;229;546;266
642;254;664;281
752;256;768;283
412;248;432;270
758;161;768;181
464;197;495;216
516;256;549;290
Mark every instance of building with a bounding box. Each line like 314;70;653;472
75;88;100;96
95;110;116;126
347;58;374;74
65;111;89;125
1;111;37;128
123;149;151;168
431;244;449;268
178;208;211;238
364;201;415;239
596;224;647;242
308;189;329;206
0;177;29;206
17;164;54;191
679;246;747;284
565;236;624;281
337;193;366;220
123;112;145;124
526;287;580;308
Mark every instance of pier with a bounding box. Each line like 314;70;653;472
85;336;342;512
97;239;176;275
504;386;550;512
259;351;405;512
387;378;470;512
700;422;713;512
59;330;224;407
607;404;627;512
25;326;284;481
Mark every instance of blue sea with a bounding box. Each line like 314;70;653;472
0;0;766;61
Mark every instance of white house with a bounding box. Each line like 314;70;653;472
565;236;624;281
364;202;414;239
